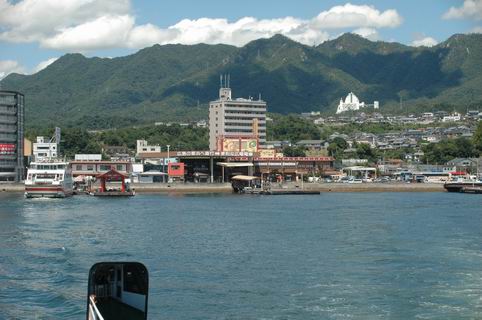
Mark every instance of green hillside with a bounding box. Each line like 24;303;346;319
1;33;482;129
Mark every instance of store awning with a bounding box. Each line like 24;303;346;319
450;171;467;175
231;175;260;181
139;170;167;176
217;162;254;168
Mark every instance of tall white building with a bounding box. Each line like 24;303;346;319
209;77;267;151
33;136;57;161
336;92;379;114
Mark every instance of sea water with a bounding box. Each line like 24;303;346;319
0;192;481;319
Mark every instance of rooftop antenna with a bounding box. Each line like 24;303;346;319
219;74;222;88
227;74;230;88
259;93;261;101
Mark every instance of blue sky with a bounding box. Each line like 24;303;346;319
0;0;481;79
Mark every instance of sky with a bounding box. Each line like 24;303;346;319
0;0;481;79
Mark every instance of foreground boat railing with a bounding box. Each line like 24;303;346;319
88;295;104;320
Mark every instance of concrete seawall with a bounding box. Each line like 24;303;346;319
0;182;446;194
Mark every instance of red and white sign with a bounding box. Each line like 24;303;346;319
0;144;16;155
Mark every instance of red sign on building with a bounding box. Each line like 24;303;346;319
0;144;16;155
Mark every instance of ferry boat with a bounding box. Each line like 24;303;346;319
444;178;482;193
25;161;73;198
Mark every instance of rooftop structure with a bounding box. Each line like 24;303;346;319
33;136;58;161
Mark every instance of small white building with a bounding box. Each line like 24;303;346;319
136;140;162;156
33;136;58;161
442;113;461;122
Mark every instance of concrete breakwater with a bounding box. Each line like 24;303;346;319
1;182;446;193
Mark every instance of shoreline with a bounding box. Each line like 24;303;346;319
1;182;446;193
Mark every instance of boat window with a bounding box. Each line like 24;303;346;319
123;264;148;295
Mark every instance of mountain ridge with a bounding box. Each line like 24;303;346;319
2;32;481;128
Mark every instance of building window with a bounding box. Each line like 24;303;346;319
100;165;111;171
150;148;155;151
87;165;94;171
75;164;82;171
116;165;124;171
142;148;147;151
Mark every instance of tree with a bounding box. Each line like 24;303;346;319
422;137;477;164
356;143;377;163
282;146;306;157
267;115;320;142
473;121;482;155
327;137;348;158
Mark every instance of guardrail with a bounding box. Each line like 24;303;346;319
88;296;104;320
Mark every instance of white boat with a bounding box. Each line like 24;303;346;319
25;161;73;198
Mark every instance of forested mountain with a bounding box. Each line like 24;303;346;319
2;33;482;129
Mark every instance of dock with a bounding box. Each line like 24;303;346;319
261;189;320;195
92;191;135;197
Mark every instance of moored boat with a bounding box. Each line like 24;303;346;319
25;161;73;198
444;180;482;193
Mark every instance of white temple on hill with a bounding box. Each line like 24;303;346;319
336;92;379;114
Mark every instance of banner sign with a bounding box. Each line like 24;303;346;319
0;144;15;155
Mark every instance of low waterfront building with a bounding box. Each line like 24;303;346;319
137;150;335;183
254;156;335;182
0;90;24;182
71;157;132;177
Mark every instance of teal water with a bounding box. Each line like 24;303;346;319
0;192;481;319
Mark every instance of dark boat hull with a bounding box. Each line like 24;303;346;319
444;182;482;193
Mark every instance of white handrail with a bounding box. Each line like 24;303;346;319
89;296;105;320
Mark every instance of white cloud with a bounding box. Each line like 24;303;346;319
129;16;330;47
411;37;438;47
0;0;130;42
471;26;482;33
443;0;482;20
353;27;380;41
0;0;403;51
311;3;402;29
0;57;60;80
41;15;134;51
0;60;26;80
32;57;59;73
